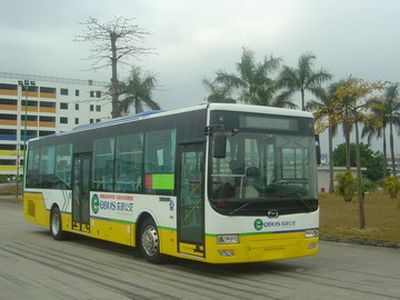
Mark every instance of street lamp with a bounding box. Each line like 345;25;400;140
16;80;36;200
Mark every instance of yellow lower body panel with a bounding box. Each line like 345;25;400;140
204;232;319;264
24;193;50;228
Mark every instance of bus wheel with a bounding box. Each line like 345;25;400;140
139;218;163;263
50;206;65;240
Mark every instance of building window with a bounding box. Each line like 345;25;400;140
0;84;17;91
39;116;55;122
21;100;38;107
96;119;101;123
90;104;94;111
0;144;16;150
60;117;68;124
40;101;56;108
0;99;17;105
75;103;79;110
96;105;101;112
39;131;55;137
90;91;94;97
0;159;16;165
90;119;94;123
96;91;101;98
40;87;56;94
60;102;68;109
75;118;79;125
75;89;79;96
60;88;68;95
0;113;17;120
21;115;37;122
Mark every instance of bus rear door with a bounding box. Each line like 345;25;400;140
72;152;91;232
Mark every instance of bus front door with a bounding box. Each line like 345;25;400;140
178;143;205;257
72;153;91;232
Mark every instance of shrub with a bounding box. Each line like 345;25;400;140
361;178;377;193
335;172;356;202
383;176;400;199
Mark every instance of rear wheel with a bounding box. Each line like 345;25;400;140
50;206;65;240
139;218;164;263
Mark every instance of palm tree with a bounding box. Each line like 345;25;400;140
210;48;297;108
307;82;342;193
382;83;400;175
202;79;236;103
277;53;332;111
118;67;160;116
362;96;388;176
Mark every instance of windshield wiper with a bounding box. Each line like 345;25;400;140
228;202;250;215
292;194;312;212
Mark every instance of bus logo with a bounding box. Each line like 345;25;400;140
91;194;100;214
254;219;263;231
267;210;279;218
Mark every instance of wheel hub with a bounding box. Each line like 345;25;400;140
141;225;159;257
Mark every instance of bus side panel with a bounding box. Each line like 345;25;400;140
23;192;50;228
89;218;134;246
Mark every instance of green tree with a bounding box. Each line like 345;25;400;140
335;172;356;202
277;53;332;111
118;67;160;115
382;84;400;175
307;81;343;192
383;176;400;199
207;48;296;108
362;96;388;177
202;79;236;103
332;143;385;181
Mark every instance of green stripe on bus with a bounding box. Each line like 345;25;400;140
152;174;175;190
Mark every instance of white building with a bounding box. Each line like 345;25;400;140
317;166;367;193
0;72;111;175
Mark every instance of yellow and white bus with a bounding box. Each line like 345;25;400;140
24;103;319;264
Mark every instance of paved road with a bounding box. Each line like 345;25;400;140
1;200;399;300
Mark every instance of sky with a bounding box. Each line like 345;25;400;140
1;0;399;154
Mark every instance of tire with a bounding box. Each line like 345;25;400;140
139;218;164;263
50;206;65;240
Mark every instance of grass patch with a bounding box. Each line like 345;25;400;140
319;192;400;242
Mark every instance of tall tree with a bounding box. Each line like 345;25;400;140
118;67;160;115
362;96;388;177
202;79;236;103
76;16;150;118
336;78;381;229
382;83;400;175
277;53;332;111
207;48;296;108
307;82;343;192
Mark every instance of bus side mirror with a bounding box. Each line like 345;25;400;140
213;134;227;158
315;135;321;165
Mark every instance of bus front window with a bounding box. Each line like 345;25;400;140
209;131;318;216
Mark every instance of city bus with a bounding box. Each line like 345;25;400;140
23;103;319;264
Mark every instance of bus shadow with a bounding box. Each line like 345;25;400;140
32;229;308;277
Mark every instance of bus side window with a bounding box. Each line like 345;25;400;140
144;129;176;195
93;137;115;191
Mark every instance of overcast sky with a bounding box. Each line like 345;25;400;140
1;0;399;153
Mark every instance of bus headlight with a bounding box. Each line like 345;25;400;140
304;229;319;238
217;234;239;244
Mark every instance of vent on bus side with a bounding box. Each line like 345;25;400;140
27;200;35;217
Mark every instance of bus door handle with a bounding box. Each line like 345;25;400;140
159;197;171;202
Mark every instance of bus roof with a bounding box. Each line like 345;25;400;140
29;103;313;143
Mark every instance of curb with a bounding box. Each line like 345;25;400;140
321;236;400;249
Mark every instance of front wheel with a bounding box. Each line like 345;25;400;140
50;206;65;240
139;218;164;263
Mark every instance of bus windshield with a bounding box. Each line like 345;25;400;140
209;113;318;216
